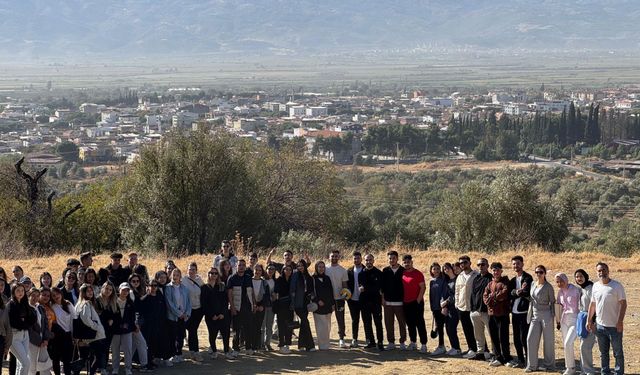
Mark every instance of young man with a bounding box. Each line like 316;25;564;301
469;258;493;360
508;255;533;368
245;253;259;278
324;249;349;348
99;252;132;286
227;259;255;353
483;262;512;367
79;251;93;269
359;253;384;350
381;250;406;350
587;262;626;375
124;252;149;283
266;249;294;275
347;251;365;348
213;240;238;273
402;255;428;353
455;255;479;358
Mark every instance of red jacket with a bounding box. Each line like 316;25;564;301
483;276;510;316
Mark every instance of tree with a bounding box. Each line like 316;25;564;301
56;142;79;162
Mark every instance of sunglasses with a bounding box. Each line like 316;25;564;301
477;263;487;267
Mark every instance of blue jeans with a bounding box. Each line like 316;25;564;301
595;324;624;375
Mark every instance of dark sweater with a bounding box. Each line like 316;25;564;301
381;265;405;303
139;293;167;331
471;272;493;313
8;300;36;331
98;265;132;286
274;276;291;312
201;283;229;318
312;275;335;315
483;276;510;317
429;276;447;312
112;298;136;335
360;267;383;303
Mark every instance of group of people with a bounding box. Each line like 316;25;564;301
0;242;628;375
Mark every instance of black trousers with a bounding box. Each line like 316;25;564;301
361;297;384;345
204;316;230;353
433;310;446;347
334;300;346;340
404;300;428;345
489;315;512;364
231;307;251;351
512;313;529;363
0;335;5;375
295;308;314;350
167;319;186;356
49;329;73;375
459;310;477;352
142;319;170;361
347;299;362;341
186;308;204;352
247;309;265;350
276;308;293;347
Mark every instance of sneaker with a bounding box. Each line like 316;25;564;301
245;349;255;355
489;359;503;367
506;359;521;368
207;347;213;354
399;343;407;350
164;360;173;367
432;346;446;356
524;368;534;373
230;350;239;358
339;339;346;348
385;343;396;351
210;352;218;360
307;347;317;352
279;346;291;354
407;342;417;351
193;352;204;362
562;369;577;375
182;351;192;360
152;358;161;366
483;352;492;360
364;342;377;349
419;344;428;353
463;350;477;359
377;343;385;351
350;339;359;348
224;352;234;360
265;345;273;351
446;348;461;356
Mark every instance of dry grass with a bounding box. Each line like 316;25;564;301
2;249;639;375
339;160;529;174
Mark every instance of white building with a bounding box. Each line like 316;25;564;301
503;103;529;116
532;100;570;113
101;111;119;123
305;106;328;117
172;111;199;128
289;106;306;117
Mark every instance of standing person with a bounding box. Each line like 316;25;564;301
525;265;556;373
9;283;36;375
246;253;259;278
429;263;447;355
247;265;268;354
381;250;406;351
213;240;238;273
441;263;462;356
324;250;349;348
11;266;24;284
227;260;254;353
183;262;205;361
80;252;93;270
165;269;191;364
60;270;79;306
0;268;11;298
587;262;626;375
359;254;384;350
139;280;171;367
26;288;52;375
289;260;315;352
0;280;12;375
508;255;533;368
261;265;277;351
574;269;596;375
312;261;335;351
455;255;479;359
469;258;492;360
266;249;295;275
483;263;512;367
346;252;364;348
164;261;176;276
98;253;131;287
75;284;107;375
126;274;150;372
201;268;233;359
95;282;117;372
219;261;233;284
124;253;149;284
274;265;294;354
38;273;53;289
112;283;136;375
84;269;101;297
555;273;580;375
401;255;428;353
49;287;75;375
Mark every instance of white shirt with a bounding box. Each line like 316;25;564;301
183;275;204;310
53;303;75;332
352;266;363;301
252;279;263;302
591;279;626;327
325;264;348;299
512;275;526;314
454;270;478;312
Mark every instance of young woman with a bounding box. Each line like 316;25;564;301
165;269;191;363
274;264;294;354
12;266;24;283
429;262;448;355
75;284;107;375
50;287;75;375
39;272;53;289
84;269;101;296
37;289;55;338
574;269;595;375
26;287;52;375
184;262;205;361
95;282;117;371
247;264;269;353
440;262;462;355
0;278;8;303
555;273;580;375
154;271;169;293
0;279;11;375
0;268;10;298
61;271;79;305
219;260;232;284
312;261;334;350
127;274;150;371
9;283;36;375
112;283;136;375
289;259;315;352
262;264;277;351
140;280;171;367
200;267;233;359
525;265;556;373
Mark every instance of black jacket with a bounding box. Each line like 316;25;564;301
273;276;291;312
112;298;136;335
28;304;53;346
359;267;383;303
381;265;405;303
470;272;493;312
312;275;335;315
201;283;229;318
509;271;533;313
8;300;36;331
346;265;365;294
139;293;167;331
98;265;132;287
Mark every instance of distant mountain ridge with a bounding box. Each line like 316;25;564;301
0;0;638;59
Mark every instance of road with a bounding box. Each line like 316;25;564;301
527;156;607;179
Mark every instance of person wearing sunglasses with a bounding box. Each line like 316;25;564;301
140;280;171;367
201;267;233;359
525;265;556;373
213;240;238;274
469;258;492;360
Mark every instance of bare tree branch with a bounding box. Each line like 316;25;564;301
47;191;56;213
63;204;82;223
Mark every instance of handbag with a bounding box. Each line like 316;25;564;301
430;317;438;339
69;340;87;373
35;347;53;372
306;277;318;313
576;311;590;338
73;317;97;340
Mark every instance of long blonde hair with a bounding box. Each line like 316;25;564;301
96;281;117;312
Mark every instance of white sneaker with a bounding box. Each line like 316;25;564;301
351;339;359;348
432;346;446;356
385;343;396;351
490;359;503;367
308;347;317;352
399;342;407;350
446;348;461;356
562;369;576;375
339;339;346;348
462;350;477;359
506;359;520;368
407;342;417;351
164;360;173;367
419;344;428;353
483;351;492;360
279;346;291;354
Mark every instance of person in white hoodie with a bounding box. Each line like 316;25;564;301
183;262;205;361
75;283;107;375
